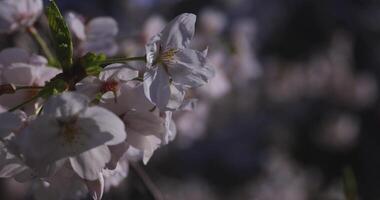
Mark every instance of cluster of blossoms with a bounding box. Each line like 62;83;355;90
0;0;214;199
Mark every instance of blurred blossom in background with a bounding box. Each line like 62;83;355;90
1;0;380;199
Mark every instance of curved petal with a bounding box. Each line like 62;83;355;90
3;63;35;85
80;107;126;146
86;17;118;39
160;13;196;49
127;133;161;164
100;63;138;82
143;67;170;110
123;110;165;137
0;48;29;66
66;12;86;41
106;142;128;170
70;146;111;180
85;173;104;200
169;48;215;88
43;92;89;118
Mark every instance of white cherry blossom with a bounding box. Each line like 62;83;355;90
76;63;138;101
66;12;119;56
144;13;214;111
0;0;43;33
0;48;60;110
15;92;126;181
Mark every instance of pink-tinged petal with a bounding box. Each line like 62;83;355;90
86;17;118;39
0;48;29;66
100;83;154;115
76;76;102;100
100;63;138;81
2;63;35;85
0;2;17;32
82;38;118;56
80;107;126;146
0;112;22;138
70;146;111;180
34;66;61;86
160;13;196;49
124;110;165;137
106;142;128;170
29;54;48;66
170;48;215;88
143;67;170;110
43;92;89;118
66;12;86;41
127;133;161;164
85;173;104;200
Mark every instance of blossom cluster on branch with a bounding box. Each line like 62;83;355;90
0;0;215;199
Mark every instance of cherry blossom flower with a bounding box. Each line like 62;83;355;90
15;92;127;181
0;48;60;110
0;0;43;33
76;63;138;101
144;13;214;111
66;12;119;56
101;84;176;164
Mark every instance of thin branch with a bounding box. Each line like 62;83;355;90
130;162;164;200
27;26;57;66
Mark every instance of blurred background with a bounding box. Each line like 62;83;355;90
2;0;380;199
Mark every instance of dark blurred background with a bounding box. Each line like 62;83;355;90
3;0;380;199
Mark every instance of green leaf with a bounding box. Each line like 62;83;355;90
80;52;107;76
46;0;73;72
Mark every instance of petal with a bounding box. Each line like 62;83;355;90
0;112;22;138
166;84;185;110
143;67;170;110
100;63;138;82
85;173;104;200
75;76;102;100
43;92;89;118
160;13;196;49
33;66;61;86
162;111;176;144
0;2;16;33
169;48;215;88
66;12;86;40
145;35;161;67
123;110;165;137
80;107;126;146
82;38;118;56
2;63;35;85
127;133;161;164
0;48;29;67
16;115;114;171
86;17;118;39
70;146;111;180
106;142;128;170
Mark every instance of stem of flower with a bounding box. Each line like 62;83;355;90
101;55;146;65
16;86;45;90
130;162;164;200
8;94;41;112
27;26;57;66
